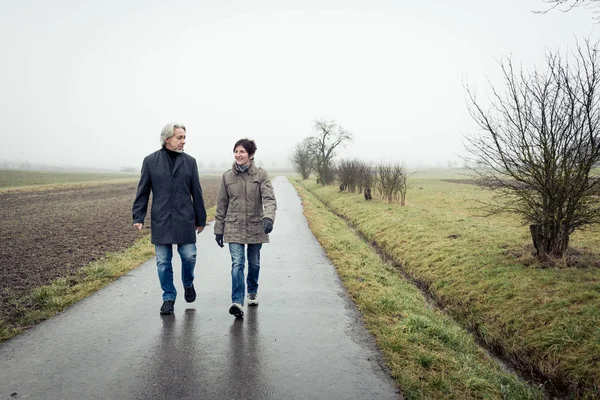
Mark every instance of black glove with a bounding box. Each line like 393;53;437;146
215;234;224;248
262;218;274;234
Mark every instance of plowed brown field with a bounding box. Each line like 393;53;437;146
0;177;219;328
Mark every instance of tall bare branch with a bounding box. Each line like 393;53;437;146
308;119;353;185
464;39;600;261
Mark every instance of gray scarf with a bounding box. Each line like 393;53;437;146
235;163;249;173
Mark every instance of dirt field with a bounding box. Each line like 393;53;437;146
0;177;219;327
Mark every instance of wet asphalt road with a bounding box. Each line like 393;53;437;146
0;176;401;400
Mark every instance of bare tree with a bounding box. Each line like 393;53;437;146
375;160;410;205
337;158;377;199
537;0;600;19
308;119;353;185
464;40;600;261
396;163;410;206
539;0;600;11
357;161;375;199
290;138;314;180
338;158;362;192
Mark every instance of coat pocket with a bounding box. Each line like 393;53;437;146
224;216;237;237
249;216;263;237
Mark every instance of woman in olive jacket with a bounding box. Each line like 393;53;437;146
214;138;277;318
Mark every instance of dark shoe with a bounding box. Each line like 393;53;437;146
184;285;196;303
229;303;244;318
247;293;259;306
160;300;175;315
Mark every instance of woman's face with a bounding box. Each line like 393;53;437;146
234;145;251;166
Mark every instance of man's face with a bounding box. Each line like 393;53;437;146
165;128;186;152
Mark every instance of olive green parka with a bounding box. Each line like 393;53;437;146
214;162;277;244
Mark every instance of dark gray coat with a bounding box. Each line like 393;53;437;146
132;148;207;245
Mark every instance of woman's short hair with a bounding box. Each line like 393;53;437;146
233;138;257;158
160;123;186;147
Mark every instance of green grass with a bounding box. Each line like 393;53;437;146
292;179;542;399
295;177;600;399
0;206;216;343
0;235;153;342
411;167;473;179
0;169;139;189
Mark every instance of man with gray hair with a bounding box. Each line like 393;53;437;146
132;122;207;315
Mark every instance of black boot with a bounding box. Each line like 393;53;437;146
160;300;175;315
184;285;196;303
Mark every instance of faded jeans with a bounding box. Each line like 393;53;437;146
155;243;196;301
229;243;262;305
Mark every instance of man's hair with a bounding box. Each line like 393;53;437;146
160;123;186;147
233;138;257;159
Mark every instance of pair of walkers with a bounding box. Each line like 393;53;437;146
132;123;277;318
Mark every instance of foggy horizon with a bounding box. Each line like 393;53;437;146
1;1;597;173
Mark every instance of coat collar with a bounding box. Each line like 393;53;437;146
232;160;257;175
161;147;184;176
172;154;183;176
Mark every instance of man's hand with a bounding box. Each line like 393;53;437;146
215;234;224;248
262;218;273;234
133;223;143;230
196;226;204;234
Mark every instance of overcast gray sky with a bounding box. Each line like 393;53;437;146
0;0;597;170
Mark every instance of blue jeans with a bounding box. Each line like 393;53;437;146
229;243;262;305
155;243;196;301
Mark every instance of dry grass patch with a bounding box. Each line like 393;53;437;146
292;179;542;400
298;177;600;399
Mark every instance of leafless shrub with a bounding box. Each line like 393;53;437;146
357;162;376;195
464;39;600;261
290;138;314;180
337;159;362;192
375;161;410;205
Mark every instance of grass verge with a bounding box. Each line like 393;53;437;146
0;207;216;343
0;235;153;342
295;177;600;399
291;179;542;400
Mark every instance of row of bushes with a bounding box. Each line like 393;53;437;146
335;159;410;205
